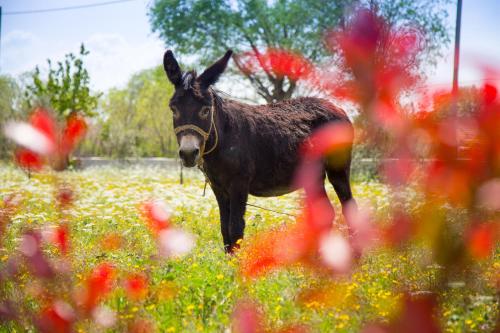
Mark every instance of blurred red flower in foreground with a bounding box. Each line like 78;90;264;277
53;224;70;255
124;273;149;300
36;301;76;333
139;200;195;258
235;48;313;82
323;10;421;135
77;262;115;314
139;200;172;234
14;149;44;171
239;122;357;278
235;6;499;332
19;230;54;279
362;294;440;333
232;300;309;333
3;108;87;171
467;223;498;260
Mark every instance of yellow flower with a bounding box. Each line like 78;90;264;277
216;274;224;280
167;327;176;332
339;314;350;321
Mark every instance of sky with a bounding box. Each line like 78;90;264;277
0;0;499;95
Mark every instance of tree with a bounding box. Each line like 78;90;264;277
0;75;21;159
79;66;177;158
21;44;100;169
24;44;101;120
149;0;450;103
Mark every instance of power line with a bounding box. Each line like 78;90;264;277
3;0;138;16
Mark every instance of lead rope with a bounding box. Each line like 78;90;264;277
198;160;297;217
200;92;217;196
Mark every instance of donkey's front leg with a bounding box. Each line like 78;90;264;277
228;182;249;253
213;188;231;252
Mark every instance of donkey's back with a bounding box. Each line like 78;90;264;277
221;97;352;197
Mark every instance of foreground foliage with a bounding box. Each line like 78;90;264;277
0;166;497;332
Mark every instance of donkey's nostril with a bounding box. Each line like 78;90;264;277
179;147;200;161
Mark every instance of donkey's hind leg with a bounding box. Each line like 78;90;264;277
326;161;356;217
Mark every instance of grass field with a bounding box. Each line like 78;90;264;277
0;165;498;332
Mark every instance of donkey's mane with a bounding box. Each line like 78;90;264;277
181;70;197;90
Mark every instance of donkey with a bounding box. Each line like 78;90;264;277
163;50;355;253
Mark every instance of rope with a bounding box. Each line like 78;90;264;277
197;164;297;217
246;202;298;217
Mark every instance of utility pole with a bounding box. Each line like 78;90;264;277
452;0;463;96
452;0;462;157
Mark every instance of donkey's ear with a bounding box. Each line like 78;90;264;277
197;50;233;90
163;50;182;87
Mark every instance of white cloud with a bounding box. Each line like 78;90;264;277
2;30;44;74
83;33;164;91
1;30;165;92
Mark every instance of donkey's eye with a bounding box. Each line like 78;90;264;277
170;106;180;119
199;106;210;119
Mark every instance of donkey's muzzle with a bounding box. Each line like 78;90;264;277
179;147;200;167
178;134;201;167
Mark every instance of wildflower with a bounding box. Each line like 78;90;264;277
124;273;149;300
77;262;115;314
3;108;87;171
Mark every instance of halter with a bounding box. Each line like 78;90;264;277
173;92;219;158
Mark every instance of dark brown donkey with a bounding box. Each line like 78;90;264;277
163;50;355;253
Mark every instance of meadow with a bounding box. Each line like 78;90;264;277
0;165;498;332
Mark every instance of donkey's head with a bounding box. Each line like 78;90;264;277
163;50;232;167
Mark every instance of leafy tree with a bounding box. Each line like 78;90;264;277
0;75;21;158
432;86;484;119
80;66;177;157
149;0;450;103
24;44;101;120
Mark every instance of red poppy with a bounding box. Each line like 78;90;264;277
79;262;115;314
124;273;149;300
5;108;87;170
53;224;70;255
467;223;498;259
36;301;75;333
15;149;44;171
139;201;171;235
